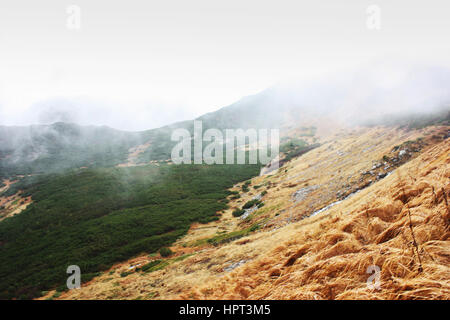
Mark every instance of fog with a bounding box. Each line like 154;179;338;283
1;60;449;133
270;60;450;126
1;1;450;131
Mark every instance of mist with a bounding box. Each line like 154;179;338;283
1;59;449;133
270;60;450;126
0;97;198;132
1;1;450;132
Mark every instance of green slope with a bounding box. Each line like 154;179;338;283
0;122;144;178
0;163;260;299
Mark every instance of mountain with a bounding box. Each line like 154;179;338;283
48;125;450;300
0;122;143;178
0;63;449;300
2;64;450;175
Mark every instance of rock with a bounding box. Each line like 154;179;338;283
372;162;382;170
377;172;387;180
224;260;247;272
292;185;319;203
240;206;258;220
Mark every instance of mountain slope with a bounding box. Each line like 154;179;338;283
0;163;260;299
52;125;449;300
0;122;144;178
3;64;450;175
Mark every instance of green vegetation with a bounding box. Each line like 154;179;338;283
280;138;320;162
172;253;194;262
0;162;260;299
232;208;246;217
280;138;307;153
159;247;173;257
140;253;193;274
241;181;251;192
232;197;264;218
242;199;262;209
143;260;169;273
141;260;162;272
0;123;142;178
206;223;261;246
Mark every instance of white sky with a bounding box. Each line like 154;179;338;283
0;0;450;130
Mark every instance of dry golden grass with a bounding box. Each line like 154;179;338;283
56;126;449;300
181;136;450;300
0;180;32;221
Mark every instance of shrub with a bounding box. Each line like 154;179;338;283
0;162;260;299
141;260;162;272
242;181;251;192
159;247;173;257
232;209;246;217
242;199;261;209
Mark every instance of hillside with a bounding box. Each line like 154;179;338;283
47;124;449;300
0;76;449;300
0;163;260;299
3;66;449;176
0;123;143;178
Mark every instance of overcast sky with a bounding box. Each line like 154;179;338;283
0;0;450;130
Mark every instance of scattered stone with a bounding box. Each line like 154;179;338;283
224;260;247;272
371;162;382;170
377;172;387;180
292;185;320;203
240;206;258;220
